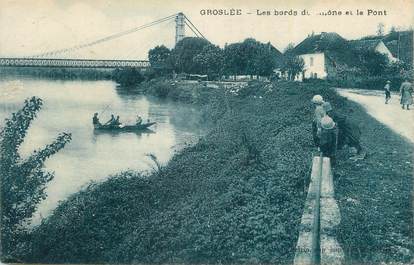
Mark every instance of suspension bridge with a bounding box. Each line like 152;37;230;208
0;13;205;69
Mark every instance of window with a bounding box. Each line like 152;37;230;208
310;57;314;66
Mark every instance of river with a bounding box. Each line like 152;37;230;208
0;77;205;224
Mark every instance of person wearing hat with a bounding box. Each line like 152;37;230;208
319;115;338;165
92;113;101;129
399;78;413;110
384;80;391;104
311;95;325;147
323;102;364;157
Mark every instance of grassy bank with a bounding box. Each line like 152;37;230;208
22;80;412;264
332;100;413;263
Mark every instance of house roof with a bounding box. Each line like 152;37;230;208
291;32;360;67
267;43;284;67
348;39;382;51
291;32;347;55
291;29;413;68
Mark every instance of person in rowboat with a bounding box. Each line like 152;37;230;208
105;114;115;126
114;115;121;126
92;113;101;129
136;115;143;125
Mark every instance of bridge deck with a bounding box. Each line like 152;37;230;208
0;58;150;68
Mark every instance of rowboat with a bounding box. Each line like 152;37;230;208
94;122;156;132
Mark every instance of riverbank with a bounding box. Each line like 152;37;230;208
21;80;412;264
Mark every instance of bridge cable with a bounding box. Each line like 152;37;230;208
184;21;200;38
183;15;207;40
31;13;177;58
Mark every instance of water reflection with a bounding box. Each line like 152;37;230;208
0;77;205;224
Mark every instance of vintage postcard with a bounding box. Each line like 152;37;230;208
0;0;413;264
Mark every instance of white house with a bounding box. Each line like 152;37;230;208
290;32;398;81
297;52;327;80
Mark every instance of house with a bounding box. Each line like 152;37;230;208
290;32;399;81
359;30;413;66
348;39;397;62
290;32;353;81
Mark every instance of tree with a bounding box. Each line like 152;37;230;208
284;43;295;53
389;26;397;34
359;50;389;76
0;97;71;260
241;38;262;76
377;23;385;36
223;38;280;77
282;45;305;80
193;44;224;80
148;45;172;75
170;37;211;74
223;42;244;77
112;68;144;86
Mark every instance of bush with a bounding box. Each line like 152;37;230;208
0;97;71;261
112;68;145;87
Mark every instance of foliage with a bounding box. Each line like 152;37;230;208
148;45;172;75
281;52;305;81
331;61;413;90
253;44;279;77
112;68;145;86
222;42;244;76
148;38;282;79
0;97;71;261
0;67;112;81
357;50;389;76
170;37;211;74
282;45;304;80
223;38;281;77
193;44;224;80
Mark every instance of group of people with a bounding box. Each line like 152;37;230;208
92;113;145;128
384;78;413;109
312;95;363;164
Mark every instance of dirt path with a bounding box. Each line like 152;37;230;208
337;88;414;143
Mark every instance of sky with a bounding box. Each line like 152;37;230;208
0;0;413;60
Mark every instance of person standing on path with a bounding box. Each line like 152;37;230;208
399;79;413;110
384;80;391;104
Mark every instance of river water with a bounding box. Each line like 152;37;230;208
0;77;205;224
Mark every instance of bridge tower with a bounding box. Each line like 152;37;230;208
175;12;185;45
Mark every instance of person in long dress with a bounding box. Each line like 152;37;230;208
399;79;413;110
